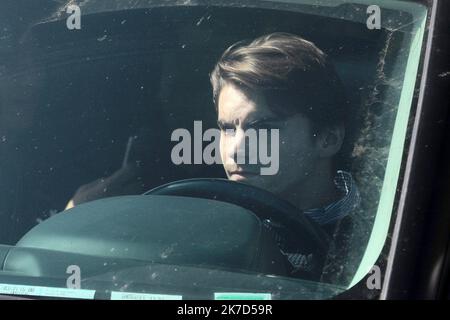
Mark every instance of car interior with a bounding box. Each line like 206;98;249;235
0;0;431;299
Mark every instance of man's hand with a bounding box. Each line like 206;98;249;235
65;164;145;210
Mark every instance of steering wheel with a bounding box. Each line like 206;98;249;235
144;178;330;260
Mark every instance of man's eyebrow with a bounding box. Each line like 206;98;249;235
217;119;233;129
217;117;279;129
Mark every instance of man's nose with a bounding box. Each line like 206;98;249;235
225;129;250;165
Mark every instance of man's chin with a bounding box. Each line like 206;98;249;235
228;172;259;182
227;173;284;195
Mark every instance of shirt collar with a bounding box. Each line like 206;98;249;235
303;170;360;226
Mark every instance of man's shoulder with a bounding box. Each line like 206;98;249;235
320;204;373;286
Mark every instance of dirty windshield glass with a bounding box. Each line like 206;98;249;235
0;0;428;299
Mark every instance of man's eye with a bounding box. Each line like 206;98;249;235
248;123;279;131
218;122;236;134
251;123;270;130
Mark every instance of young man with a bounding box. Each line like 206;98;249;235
210;32;368;285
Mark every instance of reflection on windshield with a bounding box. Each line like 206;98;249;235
0;0;427;299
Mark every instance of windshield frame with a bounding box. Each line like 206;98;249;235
0;0;439;300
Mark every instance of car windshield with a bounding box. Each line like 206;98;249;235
0;0;428;299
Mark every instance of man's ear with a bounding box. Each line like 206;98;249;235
315;124;345;158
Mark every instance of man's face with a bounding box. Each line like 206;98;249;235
217;83;322;196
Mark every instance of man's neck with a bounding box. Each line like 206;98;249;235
281;160;340;212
